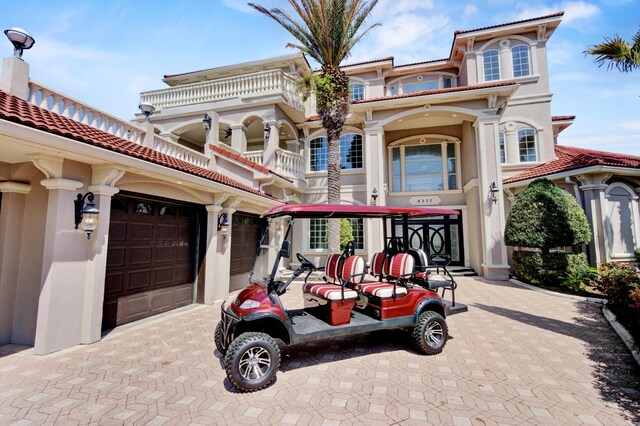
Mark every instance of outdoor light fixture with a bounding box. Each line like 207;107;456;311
4;27;35;59
489;181;499;204
74;192;100;239
371;187;378;205
218;213;230;238
202;113;212;132
263;123;271;143
138;102;155;121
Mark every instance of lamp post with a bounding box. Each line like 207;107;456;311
4;27;35;59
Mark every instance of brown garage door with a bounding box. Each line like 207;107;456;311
103;195;198;330
230;213;261;276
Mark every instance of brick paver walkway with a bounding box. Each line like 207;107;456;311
1;277;639;425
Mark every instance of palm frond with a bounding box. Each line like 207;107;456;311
585;29;640;73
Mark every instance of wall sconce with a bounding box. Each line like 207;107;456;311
489;181;499;204
263;123;271;144
74;192;100;239
4;27;35;59
218;213;230;238
138;102;155;121
202;113;212;132
371;187;378;205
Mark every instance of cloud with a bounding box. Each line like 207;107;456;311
220;0;281;14
515;1;599;24
621;120;640;131
463;4;478;18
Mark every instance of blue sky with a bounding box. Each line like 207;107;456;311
1;0;639;154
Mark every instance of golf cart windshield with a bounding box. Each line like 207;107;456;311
249;226;276;286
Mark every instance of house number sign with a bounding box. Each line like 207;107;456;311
409;196;442;206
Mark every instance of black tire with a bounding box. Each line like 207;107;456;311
214;321;226;356
224;332;280;392
412;311;448;355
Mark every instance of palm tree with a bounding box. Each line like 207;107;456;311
585;28;640;72
249;0;379;254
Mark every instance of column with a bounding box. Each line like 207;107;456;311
80;184;119;344
215;207;235;301
263;120;280;170
204;111;220;157
230;124;247;153
578;174;611;264
364;127;386;259
474;118;510;280
1;56;30;98
204;205;222;304
34;178;86;355
0;182;31;344
505;127;519;164
499;41;513;79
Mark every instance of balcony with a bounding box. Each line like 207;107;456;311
243;148;306;184
140;69;305;113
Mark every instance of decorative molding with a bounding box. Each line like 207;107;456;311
537;24;547;41
87;185;120;197
91;165;125;187
0;181;31;194
28;154;63;179
40;178;83;191
463;178;479;193
487;93;498;109
466;37;475;52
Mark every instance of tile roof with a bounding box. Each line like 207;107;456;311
552;115;576;121
395;58;450;68
504;145;640;184
351;80;517;104
209;144;294;183
454;12;564;35
0;89;279;201
341;56;394;68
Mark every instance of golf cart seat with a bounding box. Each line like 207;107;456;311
303;255;364;326
355;253;414;299
324;253;344;284
408;249;457;305
370;251;390;280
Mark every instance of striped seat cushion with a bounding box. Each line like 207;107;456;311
370;252;389;277
388;253;415;279
357;282;408;298
303;283;358;301
341;255;365;283
325;253;343;282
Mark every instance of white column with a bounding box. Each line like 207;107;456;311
364;127;386;259
215;207;235;301
230;124;247;153
505;129;519;164
0;182;31;345
34;178;86;355
578;174;611;264
204;111;220;157
263;120;281;170
499;44;513;79
474;119;510;280
80;184;119;344
204;205;222;304
1;56;30;99
142;121;155;148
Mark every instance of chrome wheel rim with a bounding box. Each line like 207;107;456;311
239;346;271;381
424;321;444;347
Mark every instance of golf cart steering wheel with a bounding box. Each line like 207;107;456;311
296;253;317;271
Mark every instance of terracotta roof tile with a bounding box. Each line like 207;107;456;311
395;58;450;68
351;80;517;104
0;89;279;201
552;115;576;121
209;144;270;174
341;56;394;68
454;12;564;35
504;145;640;184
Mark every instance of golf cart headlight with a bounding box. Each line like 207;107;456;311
239;300;261;310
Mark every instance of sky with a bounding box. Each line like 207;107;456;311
1;0;639;154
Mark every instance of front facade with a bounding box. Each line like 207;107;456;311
2;11;639;354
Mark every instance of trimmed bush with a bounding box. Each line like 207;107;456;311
513;251;590;288
505;179;591;252
595;262;640;307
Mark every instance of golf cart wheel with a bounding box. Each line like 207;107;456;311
214;321;226;356
224;332;280;392
412;311;448;355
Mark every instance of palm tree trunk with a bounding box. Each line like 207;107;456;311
327;131;341;254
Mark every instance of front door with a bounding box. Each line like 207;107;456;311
394;212;464;266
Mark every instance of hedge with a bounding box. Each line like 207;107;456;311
513;251;589;287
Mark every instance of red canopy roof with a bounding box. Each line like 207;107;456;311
262;204;459;219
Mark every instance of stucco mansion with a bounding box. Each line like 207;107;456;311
1;12;639;354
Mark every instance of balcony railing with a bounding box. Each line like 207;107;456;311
140;69;305;112
27;81;210;169
243;148;306;183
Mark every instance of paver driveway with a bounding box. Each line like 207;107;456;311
1;277;639;425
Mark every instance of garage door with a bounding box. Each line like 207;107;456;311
103;195;198;330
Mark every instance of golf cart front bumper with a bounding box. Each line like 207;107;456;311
220;303;240;350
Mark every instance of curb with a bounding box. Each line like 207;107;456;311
602;304;640;368
508;278;606;304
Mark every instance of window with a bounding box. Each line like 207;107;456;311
309;134;363;172
388;76;454;96
483;50;500;81
512;45;530;77
518;128;537;162
309;218;364;250
350;83;364;101
391;142;458;192
404;80;439;93
499;131;506;164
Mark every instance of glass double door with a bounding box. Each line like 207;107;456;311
394;212;464;266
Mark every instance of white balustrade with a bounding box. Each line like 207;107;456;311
274;148;306;181
140;70;305;112
242;151;264;166
27;80;210;169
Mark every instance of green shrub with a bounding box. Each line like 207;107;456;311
505;179;591;251
634;248;640;265
513;251;590;288
339;218;354;250
594;262;640;306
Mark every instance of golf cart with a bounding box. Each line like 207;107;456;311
216;204;468;392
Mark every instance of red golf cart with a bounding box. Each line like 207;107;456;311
216;204;468;392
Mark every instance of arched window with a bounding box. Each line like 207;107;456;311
309;133;363;172
512;45;530;77
350;83;365;101
518;128;537;162
483;50;500;81
390;141;459;192
499;131;506;164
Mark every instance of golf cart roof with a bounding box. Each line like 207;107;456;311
262;204;459;219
